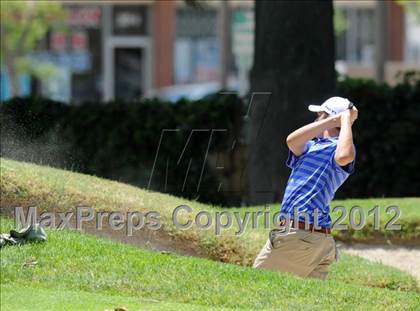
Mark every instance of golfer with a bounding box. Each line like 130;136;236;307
253;97;358;279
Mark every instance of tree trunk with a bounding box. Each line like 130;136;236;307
247;0;336;204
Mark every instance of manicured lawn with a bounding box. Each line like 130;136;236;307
1;217;419;310
1;284;235;311
1;158;419;292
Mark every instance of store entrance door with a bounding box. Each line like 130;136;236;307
103;37;151;101
114;47;143;100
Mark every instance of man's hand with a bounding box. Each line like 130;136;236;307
341;107;358;124
328;107;358;128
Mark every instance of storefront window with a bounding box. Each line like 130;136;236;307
174;8;219;84
39;5;103;103
336;7;375;64
405;13;420;63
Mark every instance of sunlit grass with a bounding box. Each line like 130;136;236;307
1;157;419;295
1;217;419;310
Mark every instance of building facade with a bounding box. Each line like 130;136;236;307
1;0;419;102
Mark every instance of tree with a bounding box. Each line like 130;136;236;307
397;0;420;22
0;1;65;97
247;1;336;204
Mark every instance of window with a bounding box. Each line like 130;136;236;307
174;8;219;84
335;7;375;64
405;13;420;63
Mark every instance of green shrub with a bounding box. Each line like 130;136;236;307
1;73;419;204
0;95;244;205
336;72;420;198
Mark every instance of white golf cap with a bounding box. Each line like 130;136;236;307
308;97;354;116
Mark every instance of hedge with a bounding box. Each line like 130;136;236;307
1;73;419;205
0;95;245;205
335;72;420;198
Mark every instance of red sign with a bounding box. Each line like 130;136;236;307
51;32;67;52
66;7;101;27
72;31;88;50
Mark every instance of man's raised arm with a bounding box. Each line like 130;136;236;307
335;108;358;166
286;116;340;156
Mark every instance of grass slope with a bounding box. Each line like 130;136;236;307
1;284;230;311
1;218;419;311
0;158;419;294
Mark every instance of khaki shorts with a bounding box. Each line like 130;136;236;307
253;228;337;279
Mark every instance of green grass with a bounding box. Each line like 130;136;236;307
1;217;419;310
1;157;419;265
1;284;231;311
1;158;419;291
1;158;420;310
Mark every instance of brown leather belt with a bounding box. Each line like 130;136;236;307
295;221;331;234
278;219;332;234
